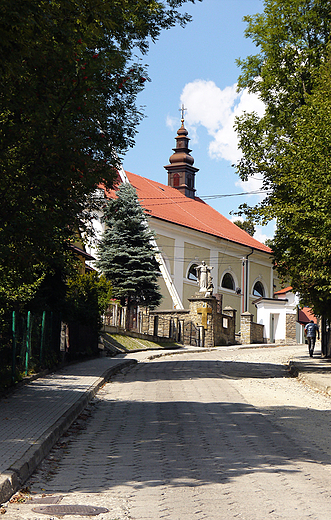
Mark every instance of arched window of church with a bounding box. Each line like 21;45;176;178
187;264;198;281
173;174;180;187
253;281;265;298
221;272;235;291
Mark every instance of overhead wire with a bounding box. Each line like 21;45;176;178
138;189;271;207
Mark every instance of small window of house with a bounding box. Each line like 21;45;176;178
253;281;265;298
221;273;235;291
187;264;198;281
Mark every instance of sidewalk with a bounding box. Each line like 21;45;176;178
0;356;137;504
1;345;331;505
288;347;331;395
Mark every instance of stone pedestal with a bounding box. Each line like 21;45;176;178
188;295;217;347
188;293;235;347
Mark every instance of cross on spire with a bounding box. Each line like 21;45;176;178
179;104;187;126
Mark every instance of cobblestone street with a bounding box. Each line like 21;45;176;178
5;346;331;520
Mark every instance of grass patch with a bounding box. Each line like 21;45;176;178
102;333;181;352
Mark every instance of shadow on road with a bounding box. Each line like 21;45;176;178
117;358;290;381
32;358;331;494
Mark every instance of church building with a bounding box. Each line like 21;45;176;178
94;113;279;333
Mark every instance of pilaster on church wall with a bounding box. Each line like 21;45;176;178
173;235;185;303
155;233;175;276
150;219;184;310
210;246;218;288
249;255;274;298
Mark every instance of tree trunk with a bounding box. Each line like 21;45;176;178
125;295;131;331
321;315;331;357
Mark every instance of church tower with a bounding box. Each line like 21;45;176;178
164;105;199;199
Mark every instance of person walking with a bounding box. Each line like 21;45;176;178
304;320;320;357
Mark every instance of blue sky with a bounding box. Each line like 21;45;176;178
123;0;274;242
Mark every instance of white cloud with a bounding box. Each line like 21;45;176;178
180;80;265;164
235;175;265;200
230;215;275;244
254;222;275;244
166;114;177;132
230;215;244;223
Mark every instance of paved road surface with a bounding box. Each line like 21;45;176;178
5;347;331;520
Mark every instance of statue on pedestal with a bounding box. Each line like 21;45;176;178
196;261;213;295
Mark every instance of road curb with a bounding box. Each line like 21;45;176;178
297;372;331;396
288;360;331;396
0;358;136;504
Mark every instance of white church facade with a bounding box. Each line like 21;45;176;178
91;117;280;333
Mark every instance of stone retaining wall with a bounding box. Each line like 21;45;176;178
141;294;236;347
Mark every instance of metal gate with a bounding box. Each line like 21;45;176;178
182;321;204;347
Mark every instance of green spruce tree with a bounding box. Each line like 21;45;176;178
97;183;162;323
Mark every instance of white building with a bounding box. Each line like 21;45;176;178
254;286;316;344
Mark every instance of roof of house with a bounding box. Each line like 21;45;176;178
274;286;293;296
111;171;271;254
298;307;317;324
69;244;95;261
273;287;317;323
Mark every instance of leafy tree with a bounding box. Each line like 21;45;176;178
0;0;198;310
235;0;331;190
65;272;112;330
264;238;274;249
97;183;162;323
268;53;331;319
234;0;331;316
233;219;255;237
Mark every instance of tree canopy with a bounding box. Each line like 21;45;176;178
234;0;331;316
0;0;198;311
270;54;331;318
233;219;255;237
97;183;162;311
235;0;331;193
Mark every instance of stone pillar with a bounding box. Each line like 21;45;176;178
223;306;236;344
285;313;297;345
241;311;253;344
223;306;236;320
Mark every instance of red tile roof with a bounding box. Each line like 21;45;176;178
298;307;317;324
125;171;272;253
274;286;293;296
273;287;317;324
102;172;272;253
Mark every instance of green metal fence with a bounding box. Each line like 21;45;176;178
0;311;62;390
